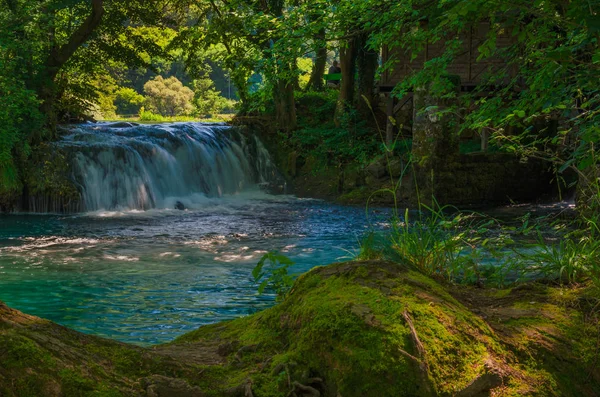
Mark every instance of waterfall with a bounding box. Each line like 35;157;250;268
52;122;281;211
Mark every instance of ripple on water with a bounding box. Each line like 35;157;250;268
0;196;383;345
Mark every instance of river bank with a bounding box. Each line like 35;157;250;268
1;260;598;396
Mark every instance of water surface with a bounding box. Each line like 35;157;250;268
0;194;379;345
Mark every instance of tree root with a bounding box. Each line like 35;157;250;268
233;344;259;364
402;309;427;369
402;309;434;395
288;381;320;397
226;378;254;397
397;348;421;364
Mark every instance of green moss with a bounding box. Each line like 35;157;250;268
489;288;513;298
0;334;54;368
171;261;516;396
337;186;372;204
58;369;96;396
23;143;80;209
1;261;598;396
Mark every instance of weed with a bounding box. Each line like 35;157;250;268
252;252;296;301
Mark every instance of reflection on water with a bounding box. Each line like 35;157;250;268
0;193;382;345
1;192;573;345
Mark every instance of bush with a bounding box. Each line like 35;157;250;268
295;90;338;126
138;107;197;122
143;76;194;116
191;77;236;116
114;87;145;116
0;74;43;205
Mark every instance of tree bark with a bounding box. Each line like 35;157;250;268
44;0;105;83
335;37;358;124
264;0;297;132
305;28;327;91
356;33;379;117
36;0;105;131
338;37;357;105
273;74;297;133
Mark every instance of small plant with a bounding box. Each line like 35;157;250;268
252;252;295;301
138;107;199;122
509;212;600;286
389;205;493;282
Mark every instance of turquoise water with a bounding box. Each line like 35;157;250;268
0;193;383;345
0;120;570;346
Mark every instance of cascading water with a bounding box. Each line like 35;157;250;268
1;121;387;345
54;122;281;212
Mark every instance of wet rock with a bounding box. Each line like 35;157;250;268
366;159;387;178
106;122;139;128
388;157;405;178
258;182;287;195
175;201;186;210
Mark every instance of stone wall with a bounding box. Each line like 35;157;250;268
248;119;558;208
430;153;555;207
409;87;556;208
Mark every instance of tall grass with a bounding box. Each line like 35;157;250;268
359;95;600;291
511;214;600;287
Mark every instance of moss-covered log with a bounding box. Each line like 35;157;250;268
1;261;598;396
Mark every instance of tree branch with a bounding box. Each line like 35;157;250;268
45;0;105;81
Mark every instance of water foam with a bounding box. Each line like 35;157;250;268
55;122;281;212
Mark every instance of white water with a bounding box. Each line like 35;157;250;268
0;122;386;345
56;122;281;211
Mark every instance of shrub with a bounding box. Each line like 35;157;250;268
114;87;145;116
0;74;43;205
143;76;194;116
191;77;235;116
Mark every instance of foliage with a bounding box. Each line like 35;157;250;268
252;252;295;301
179;0;600;212
90;74;119;119
138;107;196;122
191;77;236;116
290;90;381;168
359;204;600;291
0;0;193;206
362;0;600;200
296;57;313;89
507;213;600;289
114;87;145;116
0;72;42;202
143;76;194;117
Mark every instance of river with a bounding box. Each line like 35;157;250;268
0;122;385;345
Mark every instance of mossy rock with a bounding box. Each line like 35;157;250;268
24;143;79;197
173;261;516;396
1;261;599;396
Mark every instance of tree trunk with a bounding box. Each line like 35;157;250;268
273;75;297;133
335;37;358;124
36;0;105;133
306;28;327;91
43;0;104;84
292;59;301;91
261;0;296;132
356;34;379;117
